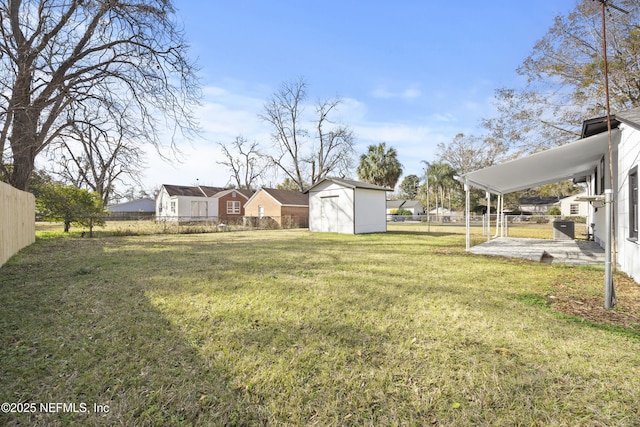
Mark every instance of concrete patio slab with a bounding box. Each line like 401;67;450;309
469;237;605;266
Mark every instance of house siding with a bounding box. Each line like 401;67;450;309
616;124;640;282
281;206;309;227
216;191;248;222
244;191;279;217
244;189;309;227
592;132;620;248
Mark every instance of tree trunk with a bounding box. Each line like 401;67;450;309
64;221;71;232
8;78;38;191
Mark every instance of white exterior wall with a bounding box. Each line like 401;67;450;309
354;188;387;233
616;124;640;282
308;182;354;234
155;187;218;221
155;188;173;220
559;193;589;217
592;131;620;248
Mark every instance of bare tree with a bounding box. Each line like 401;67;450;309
484;0;640;154
0;0;199;191
437;133;505;175
260;78;354;191
217;136;267;190
48;105;146;205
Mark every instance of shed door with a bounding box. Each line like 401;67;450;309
321;196;339;232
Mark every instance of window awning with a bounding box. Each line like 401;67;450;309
460;130;619;194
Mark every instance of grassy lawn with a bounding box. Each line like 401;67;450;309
1;223;639;426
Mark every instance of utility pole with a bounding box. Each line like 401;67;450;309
594;0;628;309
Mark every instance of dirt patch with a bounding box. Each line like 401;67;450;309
549;273;640;331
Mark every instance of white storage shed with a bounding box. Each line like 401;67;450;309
306;178;389;234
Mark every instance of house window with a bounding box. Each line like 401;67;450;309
570;204;579;215
227;200;241;214
258;205;264;218
630;166;638;240
170;201;176;214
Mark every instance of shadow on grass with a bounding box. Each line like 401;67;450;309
0;239;270;426
4;232;640;425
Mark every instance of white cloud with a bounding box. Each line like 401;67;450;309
371;84;422;100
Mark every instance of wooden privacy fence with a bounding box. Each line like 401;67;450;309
1;181;35;267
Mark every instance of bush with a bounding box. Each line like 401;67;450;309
548;206;561;216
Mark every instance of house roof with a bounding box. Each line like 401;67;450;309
615;106;640;130
519;196;560;206
387;200;405;209
210;188;254;200
161;184;226;197
460;129;617;194
260;188;308;206
304;178;391;193
107;198;155;212
402;200;423;209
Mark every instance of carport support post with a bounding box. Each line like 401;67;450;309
486;191;491;242
604;189;616;309
465;182;470;251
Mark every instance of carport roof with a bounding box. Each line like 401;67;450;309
460;130;618;194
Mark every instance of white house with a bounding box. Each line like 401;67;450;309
155;184;256;223
306;178;389;234
458;106;640;284
558;192;588;218
156;184;224;221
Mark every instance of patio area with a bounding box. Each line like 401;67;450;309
470;237;605;266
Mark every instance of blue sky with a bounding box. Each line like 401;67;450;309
142;0;579;191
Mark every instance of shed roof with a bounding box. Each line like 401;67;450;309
305;178;391;193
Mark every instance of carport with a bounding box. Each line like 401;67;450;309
458;130;617;248
457;130;617;305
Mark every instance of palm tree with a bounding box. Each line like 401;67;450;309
357;143;403;188
427;162;457;220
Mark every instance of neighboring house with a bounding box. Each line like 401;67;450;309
306;178;389;234
386;200;405;215
387;200;425;215
210;188;253;222
459;105;640;283
558;192;588;218
107;198;155;219
244;188;309;228
518;196;560;214
402;200;425;215
155;184;252;222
